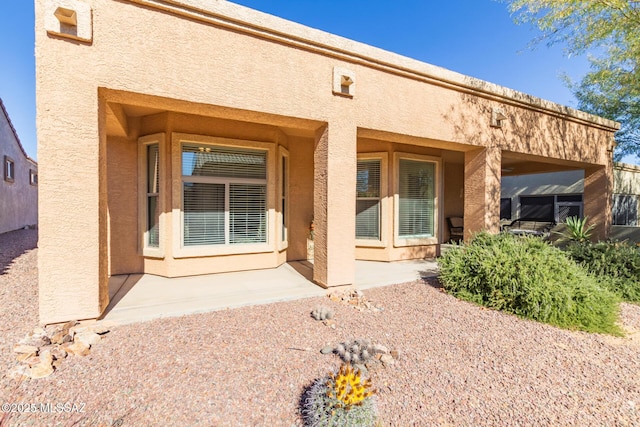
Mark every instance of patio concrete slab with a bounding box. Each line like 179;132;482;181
101;259;438;325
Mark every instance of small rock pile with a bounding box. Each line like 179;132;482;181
327;288;382;312
8;321;110;380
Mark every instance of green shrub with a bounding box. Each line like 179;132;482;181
565;240;640;303
438;232;621;335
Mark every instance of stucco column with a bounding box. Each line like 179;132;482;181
584;163;612;241
313;122;356;287
463;146;501;240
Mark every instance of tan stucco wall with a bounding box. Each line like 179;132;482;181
0;101;38;235
36;0;617;323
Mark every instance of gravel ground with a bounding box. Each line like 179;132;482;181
1;228;640;426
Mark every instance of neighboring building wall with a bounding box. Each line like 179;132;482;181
501;163;640;226
35;0;618;323
612;163;640;226
0;99;37;235
501;170;584;221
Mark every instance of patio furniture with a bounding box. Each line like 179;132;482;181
502;219;555;238
447;216;464;242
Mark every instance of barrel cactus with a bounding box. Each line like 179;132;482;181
301;363;377;427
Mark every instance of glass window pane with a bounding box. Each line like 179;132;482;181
356;199;380;239
147;145;159;194
147;195;159;247
182;145;266;179
357;160;380;198
520;196;554;221
183;182;225;246
398;159;434;238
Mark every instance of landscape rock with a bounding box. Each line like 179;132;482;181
13;344;38;354
16;351;37;362
62;341;90;357
8;319;112;379
28;362;54;379
380;354;395;366
75;332;102;347
50;330;73;344
50;346;68;360
320;345;334;354
39;348;53;365
23;356;42;367
31;335;51;347
373;344;389;354
71;324;110;336
32;326;46;336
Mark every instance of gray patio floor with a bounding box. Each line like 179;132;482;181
101;260;439;325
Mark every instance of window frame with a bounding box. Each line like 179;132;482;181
172;133;276;258
612;193;638;226
4;156;15;183
393;152;441;247
138;133;166;258
29;169;38;186
356;152;388;248
278;146;289;251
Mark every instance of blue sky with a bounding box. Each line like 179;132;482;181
0;1;606;161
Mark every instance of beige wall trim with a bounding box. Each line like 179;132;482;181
123;0;619;131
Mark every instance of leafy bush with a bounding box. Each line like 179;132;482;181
438;232;621;335
565;240;640;303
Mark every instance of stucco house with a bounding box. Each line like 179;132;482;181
35;0;619;324
0;98;38;235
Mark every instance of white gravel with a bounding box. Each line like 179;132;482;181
1;228;640;426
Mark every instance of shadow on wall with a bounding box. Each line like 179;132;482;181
0;228;38;275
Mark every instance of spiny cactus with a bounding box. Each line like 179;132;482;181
334;339;382;365
311;305;334;321
301;363;377;427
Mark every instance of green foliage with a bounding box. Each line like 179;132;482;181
505;0;640;158
438;232;621;335
301;364;377;427
562;216;595;242
566;240;640;302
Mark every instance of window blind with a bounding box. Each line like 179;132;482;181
146;144;160;248
183;182;225;246
229;184;267;244
356;159;381;239
398;159;434;238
